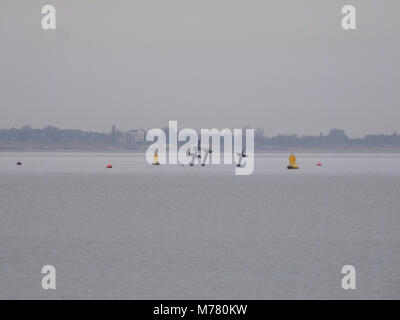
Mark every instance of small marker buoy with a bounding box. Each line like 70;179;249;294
107;164;112;168
152;149;160;165
287;154;299;169
17;162;22;166
317;162;322;167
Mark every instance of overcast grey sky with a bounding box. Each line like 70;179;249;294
0;0;399;137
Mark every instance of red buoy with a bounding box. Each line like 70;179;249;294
317;162;322;167
107;164;112;169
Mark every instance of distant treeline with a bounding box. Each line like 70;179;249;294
1;126;400;149
255;129;400;147
0;126;113;145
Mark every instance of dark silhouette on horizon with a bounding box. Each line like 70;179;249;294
0;126;399;150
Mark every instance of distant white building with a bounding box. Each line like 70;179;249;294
119;129;146;144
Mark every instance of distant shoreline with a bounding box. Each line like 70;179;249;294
1;145;400;153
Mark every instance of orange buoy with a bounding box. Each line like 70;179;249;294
317;162;322;167
107;164;113;169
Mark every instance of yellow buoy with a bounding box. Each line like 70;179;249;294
287;153;299;169
152;149;160;165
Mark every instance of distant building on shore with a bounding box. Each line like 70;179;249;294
119;129;146;145
1;125;400;150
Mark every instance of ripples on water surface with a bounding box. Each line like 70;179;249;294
0;153;399;299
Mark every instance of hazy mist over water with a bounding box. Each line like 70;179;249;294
1;0;400;302
0;153;399;299
0;0;399;137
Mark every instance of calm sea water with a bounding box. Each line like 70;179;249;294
0;152;399;299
